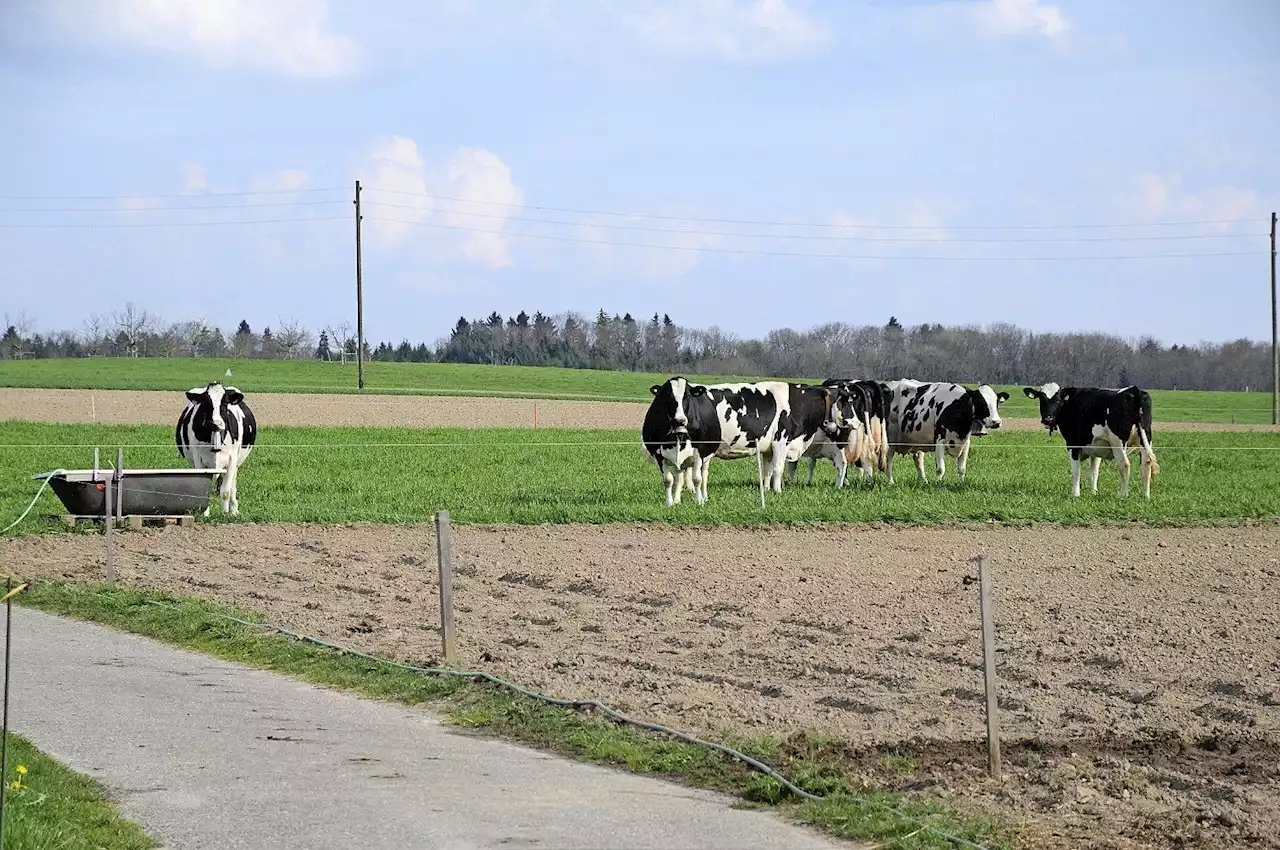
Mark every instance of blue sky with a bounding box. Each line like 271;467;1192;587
1;0;1277;348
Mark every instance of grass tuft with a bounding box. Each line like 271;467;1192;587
16;580;1016;850
0;732;155;850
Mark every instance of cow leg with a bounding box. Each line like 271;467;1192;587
1071;455;1082;498
1089;456;1102;495
686;464;703;505
221;455;241;516
832;452;847;489
698;456;713;504
661;463;677;506
784;458;798;485
934;441;947;481
768;442;787;492
956;438;971;483
914;452;927;485
806;457;818;486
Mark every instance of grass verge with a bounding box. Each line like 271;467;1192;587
0;356;1275;424
0;731;154;850
2;422;1279;533
17;580;1015;850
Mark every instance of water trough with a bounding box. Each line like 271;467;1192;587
34;468;221;518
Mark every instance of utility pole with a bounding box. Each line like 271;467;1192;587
355;181;366;391
1271;211;1277;426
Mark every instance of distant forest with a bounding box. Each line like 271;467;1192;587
0;303;1271;392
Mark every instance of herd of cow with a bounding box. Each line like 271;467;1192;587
641;376;1160;506
165;377;1160;519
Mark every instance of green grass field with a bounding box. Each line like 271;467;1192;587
2;422;1277;533
0;357;1274;424
0;732;154;850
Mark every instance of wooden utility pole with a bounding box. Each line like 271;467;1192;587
976;554;1001;781
354;180;366;391
1271;212;1277;426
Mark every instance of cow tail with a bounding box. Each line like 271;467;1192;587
1137;392;1159;479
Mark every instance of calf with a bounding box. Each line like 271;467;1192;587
1022;383;1159;498
175;382;258;516
882;379;1008;485
642;377;794;504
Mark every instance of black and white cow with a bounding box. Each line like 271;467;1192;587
641;377;798;504
882;379;1009;485
776;382;845;486
175;382;258;516
1022;383;1160;498
786;379;889;487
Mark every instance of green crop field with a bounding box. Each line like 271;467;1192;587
1;422;1277;533
0;357;1275;424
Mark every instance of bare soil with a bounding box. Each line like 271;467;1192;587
5;521;1278;849
2;387;1275;432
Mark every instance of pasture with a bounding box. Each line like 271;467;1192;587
3;371;1280;850
2;422;1279;531
1;356;1277;424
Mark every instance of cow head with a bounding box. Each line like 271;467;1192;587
649;376;707;435
1021;382;1063;434
186;382;245;451
969;385;1010;435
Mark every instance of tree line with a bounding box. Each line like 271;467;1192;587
0;304;1271;392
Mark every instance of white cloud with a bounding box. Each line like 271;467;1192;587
55;0;361;78
570;210;727;282
906;0;1071;44
1113;174;1272;234
250;169;312;194
613;0;828;63
181;163;207;194
354;135;524;270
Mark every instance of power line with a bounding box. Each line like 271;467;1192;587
363;215;1264;261
0;200;349;213
363;200;1263;244
0;217;348;230
362;186;1259;231
0;187;347;201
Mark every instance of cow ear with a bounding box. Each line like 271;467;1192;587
650;384;662;395
225;390;244;405
997;391;1010;403
690;385;708;396
1022;387;1040;399
186;390;204;403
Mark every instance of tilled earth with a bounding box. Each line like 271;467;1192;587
5;520;1279;849
3;387;1276;432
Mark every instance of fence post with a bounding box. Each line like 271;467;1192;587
115;447;124;524
103;475;115;586
434;510;458;665
975;554;1001;782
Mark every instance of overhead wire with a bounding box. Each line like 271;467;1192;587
361;200;1265;244
362;215;1263;260
360;186;1261;231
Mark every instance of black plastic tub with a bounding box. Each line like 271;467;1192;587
33;469;223;516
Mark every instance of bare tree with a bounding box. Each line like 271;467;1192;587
111;302;154;357
274;318;314;360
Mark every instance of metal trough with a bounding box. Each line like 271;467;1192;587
33;468;223;517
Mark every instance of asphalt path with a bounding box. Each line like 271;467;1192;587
9;607;850;850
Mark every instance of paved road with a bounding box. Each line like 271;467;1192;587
10;608;848;850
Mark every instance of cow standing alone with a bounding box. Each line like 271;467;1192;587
1022;383;1159;498
176;382;258;516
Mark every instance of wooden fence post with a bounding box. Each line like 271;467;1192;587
434;510;458;665
976;553;1001;782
